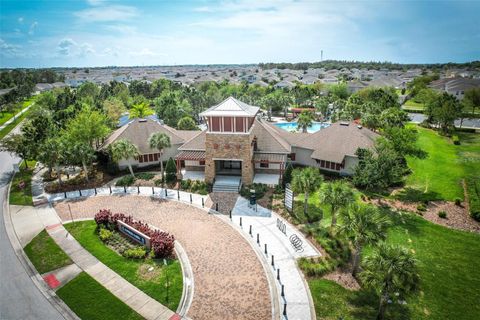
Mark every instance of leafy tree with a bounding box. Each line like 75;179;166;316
380;107;410;128
64;105;111;147
103;97;126;126
177;116;198;130
148;132;171;179
67;142;96;182
382;127;426;158
328;83;349;100
282;163;293;189
129;102;154;119
77;81;100;103
353;142;407;190
110;139;139;178
425;92;461;133
37;137;68;185
154;91;193;127
319;181;355;231
165;157;177;183
360;243;419;320
291;167;323;215
297;111;314;133
463;87;480;117
339;204;390;277
0;134;33;168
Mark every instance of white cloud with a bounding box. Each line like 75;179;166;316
75;5;139;22
106;24;137;35
18;17;24;24
129;48;156;57
0;39;23;57
28;21;38;35
57;38;77;55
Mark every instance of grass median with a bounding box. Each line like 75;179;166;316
9;160;37;206
65;220;183;311
24;229;72;274
57;272;144;320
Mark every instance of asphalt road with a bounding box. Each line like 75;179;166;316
0;126;64;319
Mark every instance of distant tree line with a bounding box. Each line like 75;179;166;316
259;60;480;71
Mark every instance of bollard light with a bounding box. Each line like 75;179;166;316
109;186;112;194
271;255;275;267
281;284;285;297
249;225;252;236
257;233;260;244
277;268;280;281
265;243;268;255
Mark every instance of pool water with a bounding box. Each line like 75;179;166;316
274;121;330;133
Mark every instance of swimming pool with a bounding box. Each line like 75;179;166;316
274;121;330;133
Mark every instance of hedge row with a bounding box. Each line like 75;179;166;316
94;209;175;258
465;177;480;221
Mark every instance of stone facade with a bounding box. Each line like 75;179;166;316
204;132;254;184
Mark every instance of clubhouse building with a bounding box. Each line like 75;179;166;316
102;97;378;185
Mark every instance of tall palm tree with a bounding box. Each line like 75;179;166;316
319;180;355;231
69;142;95;182
129;102;154;119
297;110;314;133
110;139;139;177
360;243;419;320
148;132;171;180
291;167;323;215
339;204;390;277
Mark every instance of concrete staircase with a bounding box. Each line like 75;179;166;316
212;175;242;193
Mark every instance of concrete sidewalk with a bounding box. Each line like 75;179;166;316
46;221;177;320
0;103;32;131
232;197;320;320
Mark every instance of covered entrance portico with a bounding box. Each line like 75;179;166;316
215;159;242;176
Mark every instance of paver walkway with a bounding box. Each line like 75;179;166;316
233;197;321;320
46;221;176;320
54;196;272;320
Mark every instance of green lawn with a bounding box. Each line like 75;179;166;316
0;107;31;139
403;126;480;201
24;229;72;274
0;97;34;126
65;220;183;311
9;160;37;206
309;211;480;320
57;272;143;320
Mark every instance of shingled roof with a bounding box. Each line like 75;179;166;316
306;122;378;163
252;119;291;153
199;96;260;117
101;118;196;154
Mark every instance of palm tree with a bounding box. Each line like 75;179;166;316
148;132;171;180
69;142;95;182
291;167;323;215
129;102;154;119
339;204;390;277
360;243;419;320
319;180;355;231
38;137;68;186
297;110;314;133
110;139;139;177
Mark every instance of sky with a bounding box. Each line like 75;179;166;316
0;0;479;68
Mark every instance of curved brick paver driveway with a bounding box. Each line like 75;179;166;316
54;196;272;320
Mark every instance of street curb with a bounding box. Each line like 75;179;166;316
4;174;79;320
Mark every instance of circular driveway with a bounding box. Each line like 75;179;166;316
54;195;271;320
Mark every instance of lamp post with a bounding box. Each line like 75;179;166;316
163;258;169;304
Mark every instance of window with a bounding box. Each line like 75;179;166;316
235;117;244;132
148;154;154;162
336;163;341;171
289;153;296;161
260;161;269;168
153;153;159;161
211;117;220;132
199;160;205;166
139;155;144;163
224;117;233;132
320;160;325;167
143;155;149;162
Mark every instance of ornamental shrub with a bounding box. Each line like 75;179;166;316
99;228;113;242
151;231;175;258
454;198;462;206
115;175;135;186
417;203;427;212
466;177;480;222
438;211;447;219
452;135;460;145
94;209;112;228
136;172;155;181
122;247;146;259
165;158;177;184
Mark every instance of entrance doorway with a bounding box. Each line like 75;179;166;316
215;160;242;176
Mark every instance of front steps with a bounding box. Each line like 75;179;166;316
212;175;241;193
